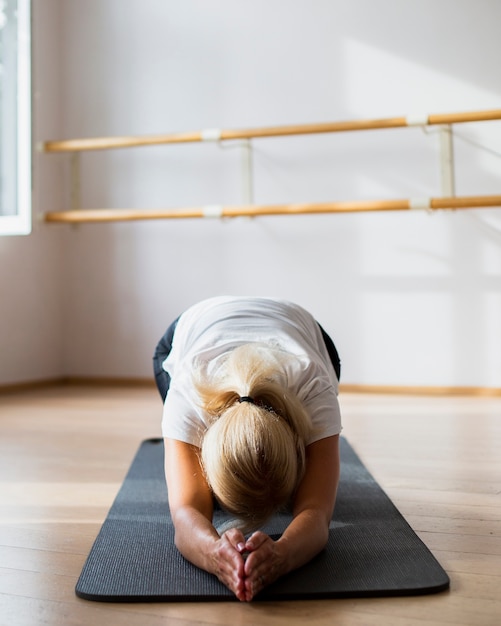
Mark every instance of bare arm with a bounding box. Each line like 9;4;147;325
164;434;340;601
163;437;248;600
243;434;340;598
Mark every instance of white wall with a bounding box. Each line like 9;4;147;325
2;0;501;387
0;0;65;385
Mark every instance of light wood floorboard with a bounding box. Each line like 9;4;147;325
0;385;500;625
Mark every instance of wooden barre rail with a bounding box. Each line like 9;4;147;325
41;108;501;153
43;194;501;224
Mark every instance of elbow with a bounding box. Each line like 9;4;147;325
318;521;330;550
172;519;190;556
314;507;332;550
307;508;331;550
173;531;182;553
171;511;187;555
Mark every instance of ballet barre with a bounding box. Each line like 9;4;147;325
41;108;501;153
40;108;501;223
43;195;501;224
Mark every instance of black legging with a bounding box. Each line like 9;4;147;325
153;317;341;403
317;322;341;382
153;316;180;402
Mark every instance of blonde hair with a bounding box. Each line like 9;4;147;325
194;343;312;532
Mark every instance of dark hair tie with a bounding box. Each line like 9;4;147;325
238;396;256;404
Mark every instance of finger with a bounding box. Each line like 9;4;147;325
244;569;269;601
220;531;247;567
214;535;246;585
223;527;247;549
244;538;274;576
215;554;247;601
245;531;270;551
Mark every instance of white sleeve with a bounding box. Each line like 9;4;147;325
287;359;342;444
161;380;208;447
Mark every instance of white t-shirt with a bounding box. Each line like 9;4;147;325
161;296;342;446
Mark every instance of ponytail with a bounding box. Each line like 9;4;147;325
193;343;312;531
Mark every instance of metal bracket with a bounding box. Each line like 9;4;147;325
240;139;254;205
70;152;81;211
439;125;455;197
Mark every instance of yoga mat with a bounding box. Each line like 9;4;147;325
76;438;449;602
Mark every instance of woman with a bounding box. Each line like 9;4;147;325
153;296;342;602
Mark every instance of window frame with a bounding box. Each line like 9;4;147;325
0;0;31;236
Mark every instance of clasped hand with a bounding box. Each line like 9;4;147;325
212;528;284;602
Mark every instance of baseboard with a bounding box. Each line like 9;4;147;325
62;376;156;388
0;376;155;394
339;383;501;397
1;377;500;397
0;378;66;394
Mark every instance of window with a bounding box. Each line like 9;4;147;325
0;0;31;236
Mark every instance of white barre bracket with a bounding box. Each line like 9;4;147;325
201;128;222;142
202;204;224;218
409;198;432;211
406;114;429;127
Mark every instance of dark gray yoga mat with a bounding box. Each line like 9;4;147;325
76;438;449;602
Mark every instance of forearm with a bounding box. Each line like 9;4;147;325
274;435;339;575
171;505;220;574
172;504;248;601
275;508;330;575
241;507;332;600
164;438;248;600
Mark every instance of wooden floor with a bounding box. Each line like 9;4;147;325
0;385;499;626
